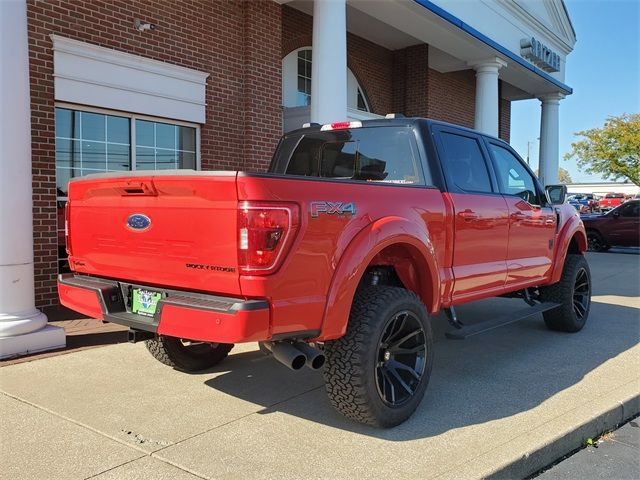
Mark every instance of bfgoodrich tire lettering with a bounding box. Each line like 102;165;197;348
540;254;592;332
145;336;233;372
323;286;434;427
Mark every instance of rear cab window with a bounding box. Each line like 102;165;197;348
270;126;430;186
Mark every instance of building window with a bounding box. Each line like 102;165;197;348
135;120;196;171
55;106;199;272
55;107;198;197
357;87;368;112
282;47;371;113
297;49;312;106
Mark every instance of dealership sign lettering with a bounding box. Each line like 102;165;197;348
520;37;560;73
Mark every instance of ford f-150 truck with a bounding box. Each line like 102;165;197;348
59;117;591;427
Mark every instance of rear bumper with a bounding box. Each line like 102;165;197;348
58;274;270;343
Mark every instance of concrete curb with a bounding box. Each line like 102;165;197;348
434;380;640;480
488;385;640;479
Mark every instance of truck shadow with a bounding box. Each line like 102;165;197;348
203;295;639;441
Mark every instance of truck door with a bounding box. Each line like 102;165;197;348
607;201;640;246
484;140;557;285
433;127;509;302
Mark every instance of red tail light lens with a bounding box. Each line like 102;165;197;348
238;202;299;274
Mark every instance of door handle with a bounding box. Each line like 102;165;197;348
510;211;526;220
458;209;479;221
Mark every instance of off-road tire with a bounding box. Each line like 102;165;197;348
323;286;434;428
540;254;591;332
586;230;610;252
145;335;233;371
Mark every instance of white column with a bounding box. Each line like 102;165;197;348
0;0;65;358
470;57;507;137
538;93;564;186
310;0;347;124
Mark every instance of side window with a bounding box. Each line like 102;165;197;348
489;143;541;205
440;132;492;193
619;202;639;217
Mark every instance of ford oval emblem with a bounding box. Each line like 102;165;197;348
127;213;151;231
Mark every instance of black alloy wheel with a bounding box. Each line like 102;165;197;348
541;254;592;332
572;267;591;321
587;231;608;252
323;286;434;427
375;311;427;406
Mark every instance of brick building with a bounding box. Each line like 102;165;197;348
0;0;575;357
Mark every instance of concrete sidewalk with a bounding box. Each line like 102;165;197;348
1;251;639;480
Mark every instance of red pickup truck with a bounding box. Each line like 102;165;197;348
597;192;625;211
59;118;590;427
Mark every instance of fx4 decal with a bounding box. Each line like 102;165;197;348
310;201;356;218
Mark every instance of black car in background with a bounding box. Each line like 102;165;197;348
582;200;640;251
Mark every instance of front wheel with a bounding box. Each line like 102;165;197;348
323;286;434;428
587;230;609;252
145;336;233;372
540;254;592;332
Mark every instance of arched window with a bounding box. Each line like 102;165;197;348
282;47;371;112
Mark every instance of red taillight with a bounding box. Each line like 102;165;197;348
238;202;299;275
64;202;72;255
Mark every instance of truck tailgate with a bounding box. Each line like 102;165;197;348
66;172;240;295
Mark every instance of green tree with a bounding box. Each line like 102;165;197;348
564;114;640;186
558;167;573;184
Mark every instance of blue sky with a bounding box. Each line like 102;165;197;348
510;0;640;183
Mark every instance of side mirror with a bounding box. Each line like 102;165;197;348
612;210;620;218
545;184;567;205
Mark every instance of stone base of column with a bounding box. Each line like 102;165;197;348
0;324;66;359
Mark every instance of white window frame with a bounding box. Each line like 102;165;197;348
282;47;371;112
55;102;201;201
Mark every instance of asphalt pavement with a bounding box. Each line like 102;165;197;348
1;249;638;480
536;417;640;479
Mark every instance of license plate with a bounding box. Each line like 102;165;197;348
132;288;162;317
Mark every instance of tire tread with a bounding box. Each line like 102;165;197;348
323;286;432;427
540;254;591;332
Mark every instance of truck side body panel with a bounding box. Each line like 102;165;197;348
236;174;448;338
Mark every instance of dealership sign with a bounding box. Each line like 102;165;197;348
520;37;560;72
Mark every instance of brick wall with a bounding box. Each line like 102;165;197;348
392;45;429;117
499;97;511;142
243;0;282;171
427;68;477;129
27;0;282;307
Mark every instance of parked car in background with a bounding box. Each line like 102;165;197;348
598;192;625;211
567;193;597;213
582;200;640;251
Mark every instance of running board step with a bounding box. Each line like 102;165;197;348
445;302;561;340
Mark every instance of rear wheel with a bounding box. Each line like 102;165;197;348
323;286;433;428
540;254;591;332
145;336;233;371
587;230;609;252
